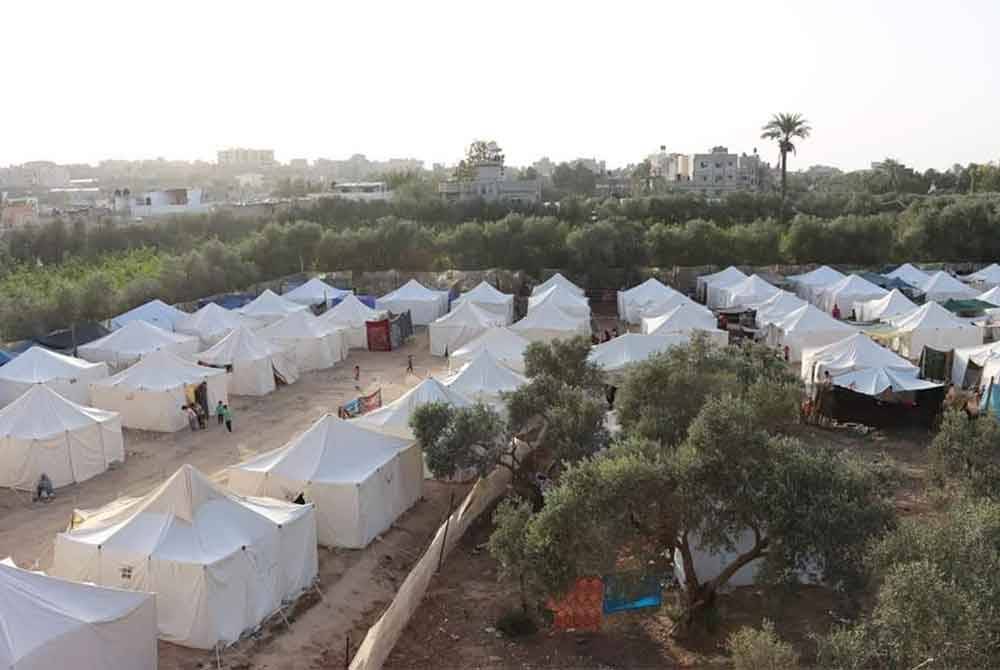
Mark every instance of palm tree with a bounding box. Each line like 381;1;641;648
761;113;811;220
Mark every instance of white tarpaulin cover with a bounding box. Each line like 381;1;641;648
801;333;917;383
815;274;887;315
963;263;1000;288
617;278;682;324
228;415;423;548
636;291;703;321
259;310;346;372
853;289;917;323
528;285;591;320
198;327;299;396
787;265;845;301
765;304;857;362
110;299;186;332
444;349;528;411
52;464;319;650
588;333;685;374
428;301;504;357
318;294;385;349
951;342;1000;386
238;289;309;325
979;286;1000;306
353;377;471;440
753;291;807;327
453;281;515;325
510;299;590;343
283;278;351;306
0;347;108;407
698;267;747;308
78;320;200;370
832;367;941;396
719;274;780;309
532;273;584;296
0;559;157;670
884;263;929;287
919;271;978;303
449;328;530;373
90;349;228;432
885;301;982;360
0;385;123;490
176;303;264;346
376;280;448;326
642;303;716;334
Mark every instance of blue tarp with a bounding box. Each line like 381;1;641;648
981;381;1000;418
602;572;663;615
198;293;255;310
0;351;11;367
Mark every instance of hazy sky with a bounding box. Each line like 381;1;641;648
5;0;998;171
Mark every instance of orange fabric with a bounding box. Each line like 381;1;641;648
548;577;604;632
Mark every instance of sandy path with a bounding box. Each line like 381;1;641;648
0;330;456;669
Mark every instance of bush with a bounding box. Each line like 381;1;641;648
725;620;800;670
495;609;537;637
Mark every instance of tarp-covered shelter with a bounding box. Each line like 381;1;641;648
0;385;123;490
353;377;471;440
198;327;298;396
532;272;584;297
0;559;157;670
228;415;422;549
617;278;682;324
765;304;857;362
801;333;917;383
238;289;309;326
259;310;346;372
449;327;530;373
950;342;1000;387
853;289;917;323
978;286;1000;307
78;320;199;371
829;368;946;429
33;322;110;353
376;279;448;326
318;293;385;349
110;299;186;332
0;346;108;407
635;291;703;321
52;465;318;650
787;265;845;302
90;350;228;432
963;263;1000;289
815;275;887;316
641;304;727;346
753;290;807;327
510;299;591;343
919;271;978;303
528;285;591;321
429;301;504;357
832;366;942;396
697;266;747;307
588;333;684;376
282;277;351;307
365;311;414;352
884;302;981;360
175;302;264;346
718;274;780;309
454;281;515;325
884;263;929;287
444;349;528;411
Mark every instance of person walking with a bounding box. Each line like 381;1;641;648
222;404;233;433
183;405;198;431
353;365;360;382
215;401;225;426
406;355;414;375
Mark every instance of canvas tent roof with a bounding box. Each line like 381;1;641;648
772;303;856;335
0;346;108;406
636;291;703;320
444;349;528;407
110;299;186;332
853;289;917;322
884;301;982;359
429;301;503;356
887;300;972;331
510;299;590;342
33;322;110;352
919;271;978;302
528;285;591;317
319;293;383;328
698;266;747;288
238;289;309;321
979;286;1000;306
78;320;198;368
200;325;287;364
449;327;530;373
801;333;917;382
353;377;471;439
884;263;929;286
532;272;584;296
376;279;448;325
587;333;684;373
282;278;351;306
92;349;226;392
176;302;262;343
964;263;1000;284
753;291;807;326
788;265;844;286
379;279;442;302
618;278;683;323
816;274;887;314
719;274;780;308
431;300;499;329
832;366;942;396
458;281;513;307
0;384;118;439
642;303;717;335
0;559;157;670
259;309;336;339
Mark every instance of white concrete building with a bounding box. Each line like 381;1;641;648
330;181;393;202
439;162;540;204
113;188;212;217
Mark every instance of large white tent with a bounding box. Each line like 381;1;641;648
259;310;346;372
449;327;530;373
238;289;309;326
617;278;682;324
444;349;528;411
885;301;982;360
528;285;591;321
787;265;845;302
951;342;1000;387
832;366;941;396
815;274;887;316
376;279;448;325
919;271;978;303
0;385;123;490
52;464;318;650
719;274;780;309
0;559;157;670
698;266;747;308
853;289;917;323
801;333;917;383
532;272;584;296
228;415;422;549
753;291;807;327
978;286;1000;307
765;304;857;362
454;281;515;324
78;320;200;371
0;346;108;407
90;350;228;432
636;291;704;321
198;327;299;396
353;377;471;440
318;293;385;349
510;299;590;343
110;299;186;332
641;303;726;347
282;277;351;307
428;301;504;357
176;302;263;346
963;263;1000;289
884;263;929;287
588;333;684;376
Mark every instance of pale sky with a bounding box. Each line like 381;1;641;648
4;0;998;171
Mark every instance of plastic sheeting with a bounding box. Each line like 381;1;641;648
0;347;108;407
78;321;200;371
428;302;503;357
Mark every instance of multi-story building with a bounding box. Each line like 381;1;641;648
685;146;766;194
439;161;540;204
647;147;691;183
217;148;276;168
112;188;212;217
0;196;40;228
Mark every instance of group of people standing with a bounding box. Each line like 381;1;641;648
183;401;233;433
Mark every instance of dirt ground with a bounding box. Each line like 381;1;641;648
0;329;463;670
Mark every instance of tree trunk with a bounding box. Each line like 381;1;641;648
780;149;788;222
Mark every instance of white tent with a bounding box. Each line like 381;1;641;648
532;272;584;296
832;367;941;396
444;349;528;411
228;415;422;549
376;279;448;326
765;304;857;362
198;327;299;396
429;301;504;357
259;310;346;372
449;327;530;374
884;263;929;287
885;301;982;360
853;289;917;323
52;464;318;650
0;347;108;407
454;281;515;325
801;333;917;383
636;291;704;321
919;271;978;303
175;302;264;346
951;342;1000;387
752;291;807;327
528;285;591;321
642;303;722;339
510;299;591;344
815;274;887;316
588;333;684;375
978;286;1000;307
78;320;200;371
353;377;471;440
0;385;123;490
0;559;157;670
787;265;845;302
238;289;309;326
110;299;186;332
617;278;682;324
963;263;1000;289
318;293;385;349
90;350;228;432
698;267;747;308
719;274;780;309
282;277;351;307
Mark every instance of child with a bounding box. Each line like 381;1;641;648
216;400;225;425
222;404;233;433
